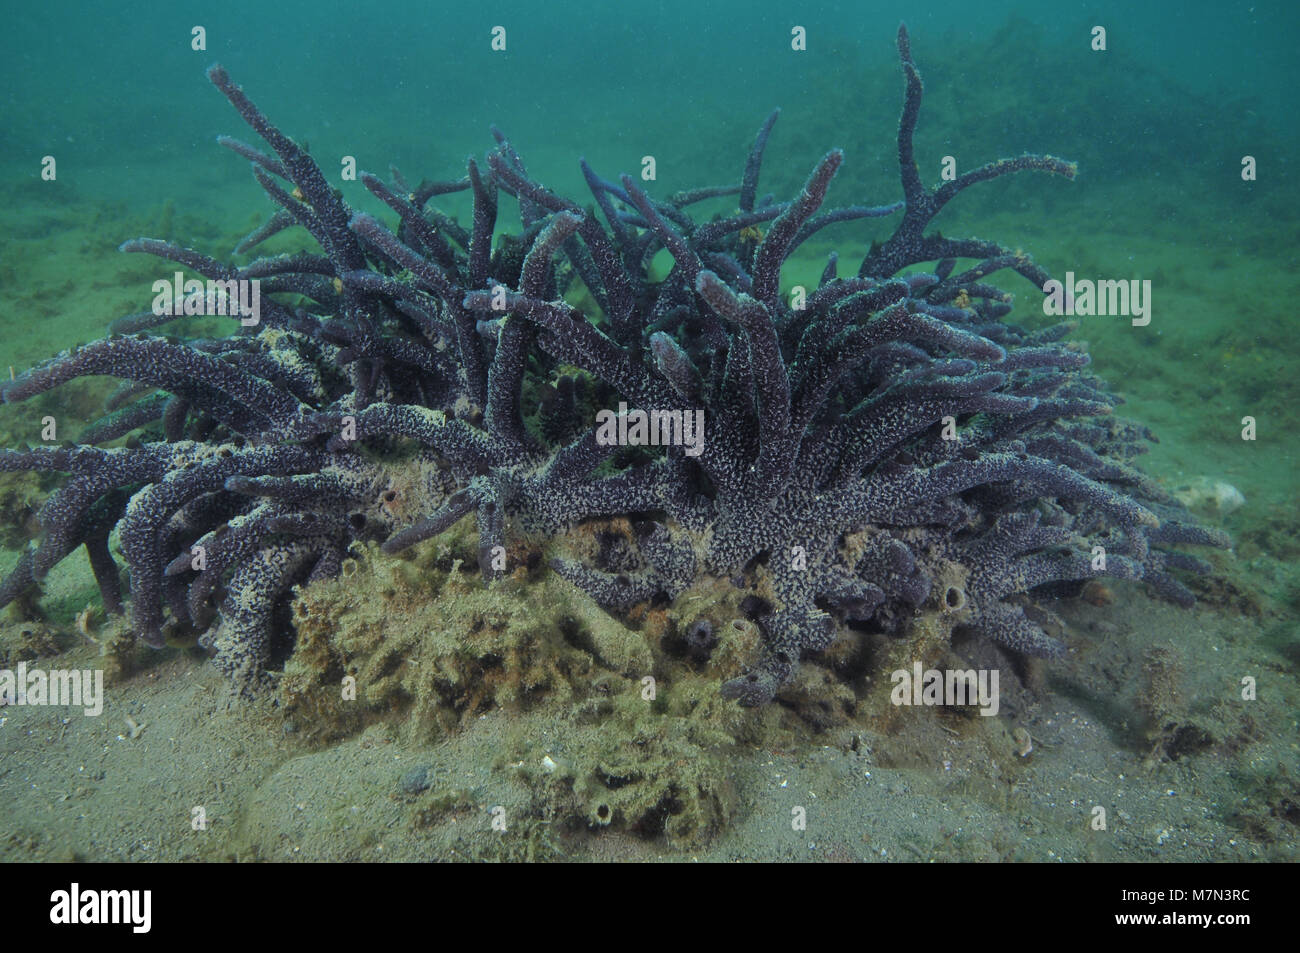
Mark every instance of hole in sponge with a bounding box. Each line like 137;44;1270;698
943;586;967;611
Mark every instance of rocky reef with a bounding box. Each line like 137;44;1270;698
0;24;1227;727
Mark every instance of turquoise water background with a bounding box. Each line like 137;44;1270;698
3;0;1296;205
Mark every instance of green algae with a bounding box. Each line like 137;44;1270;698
276;520;809;846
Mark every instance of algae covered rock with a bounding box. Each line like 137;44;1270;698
275;537;777;846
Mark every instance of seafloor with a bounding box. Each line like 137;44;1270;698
0;22;1296;862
